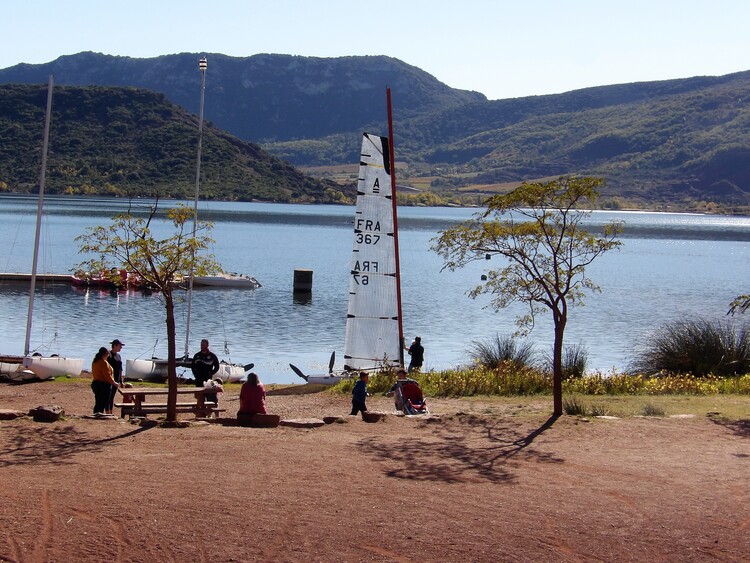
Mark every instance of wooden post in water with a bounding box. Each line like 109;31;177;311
293;269;313;293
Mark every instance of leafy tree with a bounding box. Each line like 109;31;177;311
729;295;750;315
432;177;622;416
76;201;218;422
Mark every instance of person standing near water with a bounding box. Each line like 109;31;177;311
405;336;424;373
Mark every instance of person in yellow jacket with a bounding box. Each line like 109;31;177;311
91;346;116;417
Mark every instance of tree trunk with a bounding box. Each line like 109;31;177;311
552;316;566;416
165;292;177;422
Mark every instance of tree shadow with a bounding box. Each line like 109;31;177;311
358;414;563;484
0;423;153;468
708;415;750;439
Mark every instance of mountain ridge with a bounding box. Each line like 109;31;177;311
1;52;749;211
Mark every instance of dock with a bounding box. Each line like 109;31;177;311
0;273;75;284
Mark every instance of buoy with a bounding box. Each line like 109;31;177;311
293;269;313;293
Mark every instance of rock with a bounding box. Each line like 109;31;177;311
279;418;325;428
237;413;281;428
362;411;384;423
28;405;64;423
323;416;345;424
0;409;24;420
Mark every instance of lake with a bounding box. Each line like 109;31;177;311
0;194;748;383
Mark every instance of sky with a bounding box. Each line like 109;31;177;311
4;0;750;100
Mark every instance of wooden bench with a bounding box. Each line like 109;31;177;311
117;386;224;418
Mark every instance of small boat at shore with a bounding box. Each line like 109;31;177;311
0;355;84;382
2;77;84;383
125;357;250;383
291;91;405;385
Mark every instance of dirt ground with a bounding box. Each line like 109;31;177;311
0;379;749;562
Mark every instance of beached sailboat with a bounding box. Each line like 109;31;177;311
125;58;250;383
294;89;404;384
0;76;84;382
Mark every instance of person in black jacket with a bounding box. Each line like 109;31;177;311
191;339;220;406
350;371;369;416
406;336;424;373
106;339;124;415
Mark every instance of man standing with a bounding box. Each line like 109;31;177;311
406;336;424;373
191;339;220;406
106;339;124;415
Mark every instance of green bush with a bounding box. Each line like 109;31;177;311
469;333;535;370
631;319;750;377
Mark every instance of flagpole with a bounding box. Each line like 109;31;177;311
184;56;207;359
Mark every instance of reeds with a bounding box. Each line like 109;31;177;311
630;319;750;377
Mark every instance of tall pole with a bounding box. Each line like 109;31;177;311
184;56;207;359
386;87;405;368
24;75;54;357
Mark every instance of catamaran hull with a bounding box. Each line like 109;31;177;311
306;375;348;385
0;356;83;381
125;358;247;383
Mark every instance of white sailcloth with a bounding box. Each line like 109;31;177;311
343;133;401;370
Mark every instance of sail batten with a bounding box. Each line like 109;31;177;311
343;132;402;370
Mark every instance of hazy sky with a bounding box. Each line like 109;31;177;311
4;0;749;100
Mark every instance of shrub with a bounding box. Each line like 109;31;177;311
562;344;589;379
542;343;589;379
640;402;666;416
631;319;750;377
563;396;588;415
469;333;535;370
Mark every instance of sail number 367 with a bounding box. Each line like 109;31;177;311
356;233;380;245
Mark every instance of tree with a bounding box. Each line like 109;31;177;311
76;201;218;423
729;295;750;315
432;177;622;416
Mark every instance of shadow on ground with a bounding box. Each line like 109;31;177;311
0;423;152;467
359;413;563;484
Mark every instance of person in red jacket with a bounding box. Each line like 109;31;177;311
239;372;267;415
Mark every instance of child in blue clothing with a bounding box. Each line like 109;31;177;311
350;371;369;416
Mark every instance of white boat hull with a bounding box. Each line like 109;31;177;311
125;358;247;383
192;274;261;289
0;356;83;381
125;359;169;382
306;374;351;385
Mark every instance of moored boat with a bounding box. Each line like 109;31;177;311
5;77;84;382
0;354;83;381
192;273;261;289
290;89;406;384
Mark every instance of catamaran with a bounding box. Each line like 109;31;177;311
0;76;84;382
125;58;252;383
294;89;405;384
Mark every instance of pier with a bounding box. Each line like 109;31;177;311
0;273;75;284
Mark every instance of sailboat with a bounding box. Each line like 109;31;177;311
125;57;251;384
295;89;405;385
0;76;84;382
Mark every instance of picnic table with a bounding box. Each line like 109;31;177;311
116;386;225;418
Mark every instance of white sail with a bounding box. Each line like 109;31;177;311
343;133;402;370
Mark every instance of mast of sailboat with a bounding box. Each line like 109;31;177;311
386;87;405;368
184;56;208;359
24;75;54;357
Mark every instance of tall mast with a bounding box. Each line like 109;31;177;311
386;87;405;368
184;56;207;358
24;75;54;357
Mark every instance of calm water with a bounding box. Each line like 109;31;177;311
0;195;748;383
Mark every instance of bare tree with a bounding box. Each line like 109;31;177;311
433;177;622;415
76;201;218;422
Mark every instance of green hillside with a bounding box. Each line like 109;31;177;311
0;84;350;203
